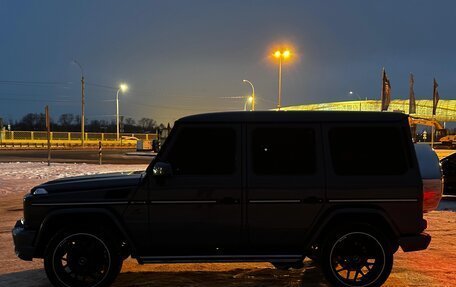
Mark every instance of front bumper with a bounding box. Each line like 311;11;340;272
399;232;431;252
12;220;36;261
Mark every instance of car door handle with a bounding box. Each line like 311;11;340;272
302;196;323;204
218;197;239;204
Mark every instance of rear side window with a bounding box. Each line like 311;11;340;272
252;127;316;175
167;127;236;175
329;127;408;175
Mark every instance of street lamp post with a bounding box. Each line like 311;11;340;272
274;50;290;110
242;79;255;111
72;60;85;146
244;96;253;111
116;84;128;141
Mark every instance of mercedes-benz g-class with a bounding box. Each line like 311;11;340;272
13;111;437;287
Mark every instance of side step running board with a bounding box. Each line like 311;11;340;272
138;254;304;264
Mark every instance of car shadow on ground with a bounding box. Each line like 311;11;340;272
0;264;330;287
0;269;51;287
114;265;330;287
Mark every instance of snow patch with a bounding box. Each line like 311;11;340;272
0;162;148;196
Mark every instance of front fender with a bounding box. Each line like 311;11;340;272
35;207;137;256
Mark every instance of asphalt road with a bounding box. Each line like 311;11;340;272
0;149;153;164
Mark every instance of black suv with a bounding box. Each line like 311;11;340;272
13;111;432;287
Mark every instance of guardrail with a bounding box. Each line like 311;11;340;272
0;131;158;148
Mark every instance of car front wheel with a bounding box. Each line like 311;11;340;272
44;230;122;287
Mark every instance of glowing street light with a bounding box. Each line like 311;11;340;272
274;49;291;110
242;79;255;111
116;83;128;141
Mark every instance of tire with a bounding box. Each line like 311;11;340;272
320;225;393;287
44;229;123;287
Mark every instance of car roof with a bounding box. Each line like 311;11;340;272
177;111;409;124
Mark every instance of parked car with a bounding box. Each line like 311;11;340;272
13;111;434;287
414;143;444;209
440;151;456;196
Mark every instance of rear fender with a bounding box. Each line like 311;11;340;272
306;207;400;249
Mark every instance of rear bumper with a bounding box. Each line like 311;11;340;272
12;220;36;261
399;232;431;252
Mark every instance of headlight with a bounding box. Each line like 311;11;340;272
33;188;48;195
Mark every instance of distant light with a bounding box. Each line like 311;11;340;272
248;96;253;103
349;91;354;95
274;50;281;58
120;83;128;92
283;50;290;58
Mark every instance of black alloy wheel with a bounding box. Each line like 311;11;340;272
321;228;393;287
44;231;122;287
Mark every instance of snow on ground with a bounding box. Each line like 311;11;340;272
0;162;148;180
0;162;148;195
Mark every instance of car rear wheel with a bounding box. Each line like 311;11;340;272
44;230;122;287
321;226;393;287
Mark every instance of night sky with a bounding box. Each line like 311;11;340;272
1;0;456;125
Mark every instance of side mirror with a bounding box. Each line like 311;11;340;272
152;162;173;177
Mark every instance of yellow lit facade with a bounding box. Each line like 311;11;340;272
280;99;456;122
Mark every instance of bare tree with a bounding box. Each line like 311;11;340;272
138;118;156;131
11;112;158;133
124;117;136;126
59;114;74;129
17;113;46;130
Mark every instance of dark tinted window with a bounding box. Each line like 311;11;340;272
252;127;316;175
329;127;408;175
168;127;236;175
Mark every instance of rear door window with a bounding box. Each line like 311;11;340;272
329;126;408;175
252;127;316;175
